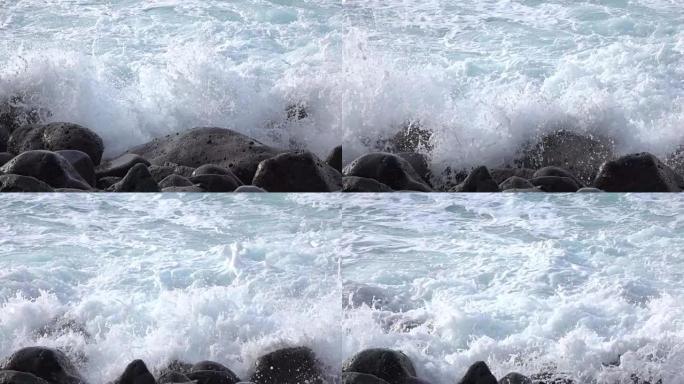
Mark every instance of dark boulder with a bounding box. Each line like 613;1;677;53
250;347;324;384
343;153;432;192
96;154;150;178
191;164;234;177
0;152;13;166
186;370;240;384
56;150;96;186
593;152;683;192
96;177;121;190
0;371;50;384
532;167;583;187
449;166;500;192
0;150;90;189
341;372;391;384
0;174;54;192
529;177;580;192
342;176;394;192
325;145;342;173
159;174;194;189
529;372;574;384
157;371;191;384
502;188;543;192
149;164;195;183
234;185;266;192
8;123;104;165
191;361;232;373
2;347;84;384
162;186;205;192
498;372;531;384
499;176;534;191
109;163;160;192
342;348;416;384
190;174;242;192
516;130;614;184
252;151;341;192
156;360;192;378
115;360;156;384
490;168;535;185
457;361;497;384
397;152;431;184
127;127;283;185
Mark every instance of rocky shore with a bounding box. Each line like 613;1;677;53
1;346;661;384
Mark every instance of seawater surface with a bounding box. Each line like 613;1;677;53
1;1;683;164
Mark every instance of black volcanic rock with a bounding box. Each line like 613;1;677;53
0;150;90;189
109;163;160;192
8;122;104;165
115;360;156;384
187;370;240;384
593;152;683;192
457;361;497;384
498;372;531;384
449;166;500;192
529;176;580;192
252;151;342;192
190;174;242;192
2;347;84;384
342;176;394;192
397;152;431;184
159;174;194;189
96;154;151;178
250;347;324;384
0;371;51;384
325;145;342;173
56;150;96;186
342;348;417;384
499;176;534;191
342;372;391;384
490;168;535;185
343;153;432;192
0;174;54;192
533;166;583;187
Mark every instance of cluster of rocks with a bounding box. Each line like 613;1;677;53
343;129;684;192
0;122;343;192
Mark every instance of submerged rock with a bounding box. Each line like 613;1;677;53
457;361;497;384
342;176;394;192
343;153;432;192
0;150;90;190
0;174;54;192
342;348;417;384
127;127;283;184
250;347;324;384
2;347;84;384
449;166;500;192
593;152;683;192
115;360;156;384
109;163;160;192
8;122;104;165
252;151;342;192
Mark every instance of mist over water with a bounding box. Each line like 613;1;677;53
1;1;683;165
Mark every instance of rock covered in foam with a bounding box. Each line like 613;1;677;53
252;151;341;192
0;150;90;189
342;348;417;384
593;152;683;192
343;153;432;192
250;347;324;384
8;123;104;165
2;347;84;384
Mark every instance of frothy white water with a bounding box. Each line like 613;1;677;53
342;194;684;384
0;194;342;383
2;1;684;164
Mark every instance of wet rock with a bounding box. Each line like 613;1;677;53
157;371;191;384
191;362;232;373
0;152;13;166
156;360;192;378
533;166;583;187
191;164;233;177
449;166;500;192
502;188;543;192
341;372;391;384
9;122;104;165
516;130;614;184
490;168;535;185
665;146;684;178
127;127;283;184
593;152;683;192
529;372;574;384
397;152;431;184
286;103;308;120
529;176;580;192
187;370;240;384
190;174;242;192
56;150;96;187
499;372;532;384
389;120;433;153
96;154;150;178
159;174;194;189
325;145;342;173
109;163;160;192
0;150;90;189
149;164;196;183
162;186;205;192
0;371;50;384
0;174;54;192
499;176;534;190
457;361;497;384
252;151;342;192
250;347;324;384
96;177;121;190
234;185;266;192
342;176;393;192
2;347;84;384
342;348;417;384
0;96;46;152
343;153;432;191
115;360;156;384
577;187;603;193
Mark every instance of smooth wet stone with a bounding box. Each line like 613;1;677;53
0;174;54;192
342;176;393;192
0;371;50;384
457;361;497;384
253;151;342;192
8;123;104;165
499;176;534;190
516;130;614;184
115;360;156;384
187;370;240;384
341;372;391;384
159;174;194;189
190;174;242;192
234;185;266;192
343;153;432;191
56;150;96;186
149;164;196;182
533;166;583;187
593;152;683;192
0;152;13;166
250;347;324;384
397;152;431;184
490;168;535;185
110;163;160;192
96;176;121;190
498;372;532;384
2;347;84;384
96;154;151;178
449;166;500;192
0;150;90;189
577;187;603;192
127;127;283;185
342;348;417;384
191;362;232;373
157;371;191;384
192;164;233;177
325;145;342;173
161;186;205;192
529;176;580;192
